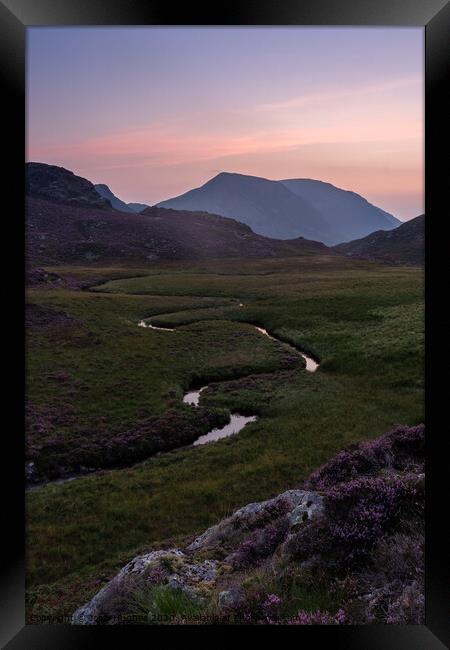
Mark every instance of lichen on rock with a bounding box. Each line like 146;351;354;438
72;490;323;625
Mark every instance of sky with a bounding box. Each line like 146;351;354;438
27;27;424;220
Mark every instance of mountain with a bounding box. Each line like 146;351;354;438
94;184;149;213
26;162;111;210
333;215;424;265
157;172;400;245
157;172;334;243
280;179;400;242
127;202;150;213
26;163;335;266
94;183;134;213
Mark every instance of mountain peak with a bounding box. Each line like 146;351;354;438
206;171;267;186
158;172;400;244
209;171;278;184
158;171;330;241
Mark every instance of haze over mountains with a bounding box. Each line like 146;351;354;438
158;172;401;245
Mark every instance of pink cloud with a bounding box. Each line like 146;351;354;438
252;77;421;112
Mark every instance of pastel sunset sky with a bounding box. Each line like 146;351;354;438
27;27;424;220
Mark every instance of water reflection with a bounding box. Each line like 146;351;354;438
193;414;257;446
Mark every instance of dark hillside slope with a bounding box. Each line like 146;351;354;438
27;198;332;265
334;215;424;266
26;162;111;210
26;163;336;265
27;198;336;266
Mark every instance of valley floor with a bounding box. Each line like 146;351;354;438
25;255;424;622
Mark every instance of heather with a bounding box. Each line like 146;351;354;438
334;214;424;266
214;426;425;625
228;517;290;569
26;258;423;621
65;425;424;626
27;192;331;267
306;424;425;490
27;405;230;482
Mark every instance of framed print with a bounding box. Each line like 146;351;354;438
1;0;448;646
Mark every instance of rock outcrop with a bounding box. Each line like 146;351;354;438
72;489;323;625
71;425;424;626
187;489;323;553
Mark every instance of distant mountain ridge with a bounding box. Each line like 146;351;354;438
26;163;335;266
94;183;149;213
127;202;150;213
159;172;332;242
94;184;134;212
158;172;400;245
280;178;399;241
333;215;424;266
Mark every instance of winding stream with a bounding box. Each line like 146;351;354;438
28;306;319;491
138;320;175;332
254;326;319;372
141;315;319;445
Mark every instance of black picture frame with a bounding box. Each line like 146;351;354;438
2;0;448;646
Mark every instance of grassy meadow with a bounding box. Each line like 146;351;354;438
26;255;424;621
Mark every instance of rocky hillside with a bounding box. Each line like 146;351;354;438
26;164;334;266
72;424;424;626
26;162;111;210
334;215;424;266
157;172;400;245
